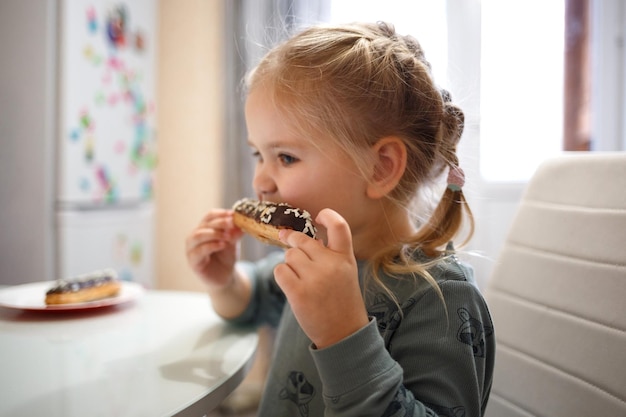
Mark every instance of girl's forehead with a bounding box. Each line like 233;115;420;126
246;92;318;144
245;84;361;159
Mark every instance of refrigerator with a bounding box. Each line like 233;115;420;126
0;0;158;287
57;0;157;287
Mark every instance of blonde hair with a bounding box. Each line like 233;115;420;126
246;22;474;299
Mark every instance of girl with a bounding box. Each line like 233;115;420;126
186;21;494;417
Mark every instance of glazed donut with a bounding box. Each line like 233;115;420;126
45;269;122;305
232;198;317;248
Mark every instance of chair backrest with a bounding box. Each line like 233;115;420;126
484;152;626;417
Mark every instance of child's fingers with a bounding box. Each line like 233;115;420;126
187;239;227;267
314;208;353;255
198;209;234;229
188;209;243;251
278;229;320;255
185;224;241;271
273;262;299;292
187;222;229;248
278;208;352;256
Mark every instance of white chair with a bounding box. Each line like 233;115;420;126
484;152;626;417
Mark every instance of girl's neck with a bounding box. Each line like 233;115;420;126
352;202;415;260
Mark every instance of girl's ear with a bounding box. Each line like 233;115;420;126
366;136;407;199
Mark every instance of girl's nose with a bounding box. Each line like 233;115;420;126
252;164;277;198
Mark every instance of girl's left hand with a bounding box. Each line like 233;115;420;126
275;208;369;349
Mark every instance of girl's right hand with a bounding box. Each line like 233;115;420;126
185;209;244;288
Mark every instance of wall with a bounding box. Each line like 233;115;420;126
0;0;57;284
156;0;225;291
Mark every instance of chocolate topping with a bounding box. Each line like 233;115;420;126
232;198;317;238
46;269;119;295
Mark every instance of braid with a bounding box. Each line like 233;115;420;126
439;94;465;172
413;88;473;257
375;25;474;256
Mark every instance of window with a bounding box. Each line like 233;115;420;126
331;0;570;183
480;0;565;182
329;0;448;87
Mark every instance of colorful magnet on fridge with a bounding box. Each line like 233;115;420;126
108;92;119;106
141;178;153;200
85;136;95;162
83;45;102;66
69;128;81;142
106;4;127;49
134;31;146;53
94;91;106;106
114;140;125;155
96;165;118;203
115;234;127;261
130;243;142;265
107;56;123;71
86;6;98;34
79;109;93;131
79;177;90;192
118;268;133;282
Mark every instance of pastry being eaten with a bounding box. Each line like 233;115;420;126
232;198;317;248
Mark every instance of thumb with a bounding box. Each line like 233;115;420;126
315;208;353;254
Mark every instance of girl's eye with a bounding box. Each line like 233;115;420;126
251;150;263;162
278;153;298;166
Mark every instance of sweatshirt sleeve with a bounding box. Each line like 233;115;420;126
227;251;287;328
310;275;495;417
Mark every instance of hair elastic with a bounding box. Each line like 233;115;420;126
447;165;465;192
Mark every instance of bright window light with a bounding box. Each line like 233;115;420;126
329;0;448;87
480;0;565;182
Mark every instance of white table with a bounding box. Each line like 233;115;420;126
0;289;258;417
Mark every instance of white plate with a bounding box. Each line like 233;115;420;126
0;281;144;311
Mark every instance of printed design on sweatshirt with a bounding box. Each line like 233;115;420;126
456;308;493;358
370;293;401;332
382;385;416;417
423;401;466;417
279;370;316;417
369;293;416;336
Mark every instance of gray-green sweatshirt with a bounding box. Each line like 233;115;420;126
231;250;495;417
